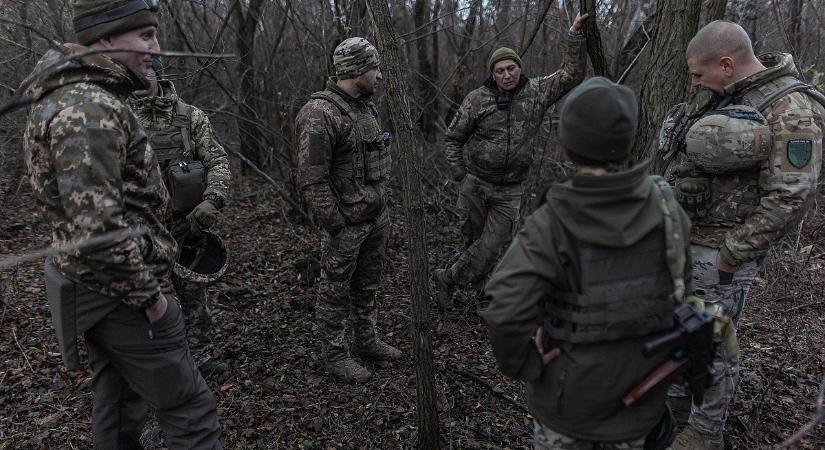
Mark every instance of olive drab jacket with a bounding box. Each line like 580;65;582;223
443;30;586;185
660;52;825;267
296;79;392;232
482;162;693;440
128;80;231;211
22;44;176;310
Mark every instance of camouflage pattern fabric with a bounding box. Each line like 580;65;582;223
296;79;390;232
662;52;824;267
316;212;390;361
449;174;521;287
533;420;647;450
668;244;758;435
129;80;231;211
22;43;176;309
444;30;586;185
333;37;380;79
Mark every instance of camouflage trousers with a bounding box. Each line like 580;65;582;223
668;244;760;435
317;211;389;362
533;420;647;450
173;276;210;324
448;174;521;287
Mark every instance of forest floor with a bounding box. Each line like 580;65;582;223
1;156;823;449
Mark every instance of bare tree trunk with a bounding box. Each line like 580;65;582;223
235;0;267;171
787;0;803;56
634;0;702;168
579;0;612;78
367;0;440;447
702;0;728;24
413;0;437;138
447;0;481;118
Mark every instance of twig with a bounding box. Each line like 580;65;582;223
776;375;825;448
442;366;529;415
786;300;825;312
12;327;35;375
225;148;313;224
0;228;146;270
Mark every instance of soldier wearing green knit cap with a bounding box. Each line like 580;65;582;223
432;12;590;309
22;0;222;447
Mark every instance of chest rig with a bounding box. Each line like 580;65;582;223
310;90;391;183
543;178;686;344
665;77;825;223
144;99;194;168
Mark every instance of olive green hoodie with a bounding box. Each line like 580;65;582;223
482;161;693;441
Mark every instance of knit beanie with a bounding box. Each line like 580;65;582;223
488;47;522;72
73;0;159;46
333;37;380;79
559;77;638;163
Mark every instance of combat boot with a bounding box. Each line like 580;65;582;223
353;339;402;364
671;424;724;450
325;357;372;384
431;268;456;309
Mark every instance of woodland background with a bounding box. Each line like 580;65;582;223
0;0;824;448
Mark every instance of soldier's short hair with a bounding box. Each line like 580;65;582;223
687;20;755;65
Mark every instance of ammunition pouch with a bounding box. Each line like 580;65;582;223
674;176;710;218
166;160;206;217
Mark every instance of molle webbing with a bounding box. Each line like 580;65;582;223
145;100;193;163
543;226;676;343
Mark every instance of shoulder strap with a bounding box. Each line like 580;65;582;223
173;100;194;158
651;175;687;303
756;80;825;114
310;90;358;122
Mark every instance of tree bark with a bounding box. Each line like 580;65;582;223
787;0;803;56
702;0;728;25
413;0;437;138
447;0;481;118
579;0;612;78
366;0;440;448
634;0;702;169
235;0;267;171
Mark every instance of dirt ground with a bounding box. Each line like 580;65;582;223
1;156;823;449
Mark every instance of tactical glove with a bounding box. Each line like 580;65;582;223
189;199;219;229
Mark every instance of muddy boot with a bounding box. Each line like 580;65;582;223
325;357;372;384
668;395;693;427
351;290;402;366
671;424;724;450
431;268;456;309
353;339;402;365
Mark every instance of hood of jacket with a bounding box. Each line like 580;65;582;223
723;52;798;97
21;43;145;104
129;79;180;123
547;161;663;248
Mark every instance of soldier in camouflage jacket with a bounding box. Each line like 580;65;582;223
21;1;221;447
432;13;588;306
130;71;231;322
296;37;401;384
660;21;824;449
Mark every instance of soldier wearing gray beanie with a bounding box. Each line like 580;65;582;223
559;76;638;165
73;0;159;45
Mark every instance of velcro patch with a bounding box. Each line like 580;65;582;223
787;139;812;168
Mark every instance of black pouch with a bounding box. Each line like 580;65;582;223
44;260;80;370
166;160;206;217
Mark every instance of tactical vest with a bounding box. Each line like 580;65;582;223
310;90;391;184
543;178;687;344
669;76;825;223
144;100;194;168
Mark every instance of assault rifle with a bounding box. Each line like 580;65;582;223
623;303;717;407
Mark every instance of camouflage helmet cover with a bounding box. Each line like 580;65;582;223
685;105;771;174
174;229;229;285
333;37;380;79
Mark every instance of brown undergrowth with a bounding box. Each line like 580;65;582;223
1;155;823;449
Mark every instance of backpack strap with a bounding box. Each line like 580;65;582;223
651;175;687;303
173;100;194;159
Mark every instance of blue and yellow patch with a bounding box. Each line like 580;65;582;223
787;139;812;168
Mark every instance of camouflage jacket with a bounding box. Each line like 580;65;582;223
444;30;586;185
296;79;390;232
659;53;824;266
482;162;693;440
128;80;231;209
22;44;176;309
